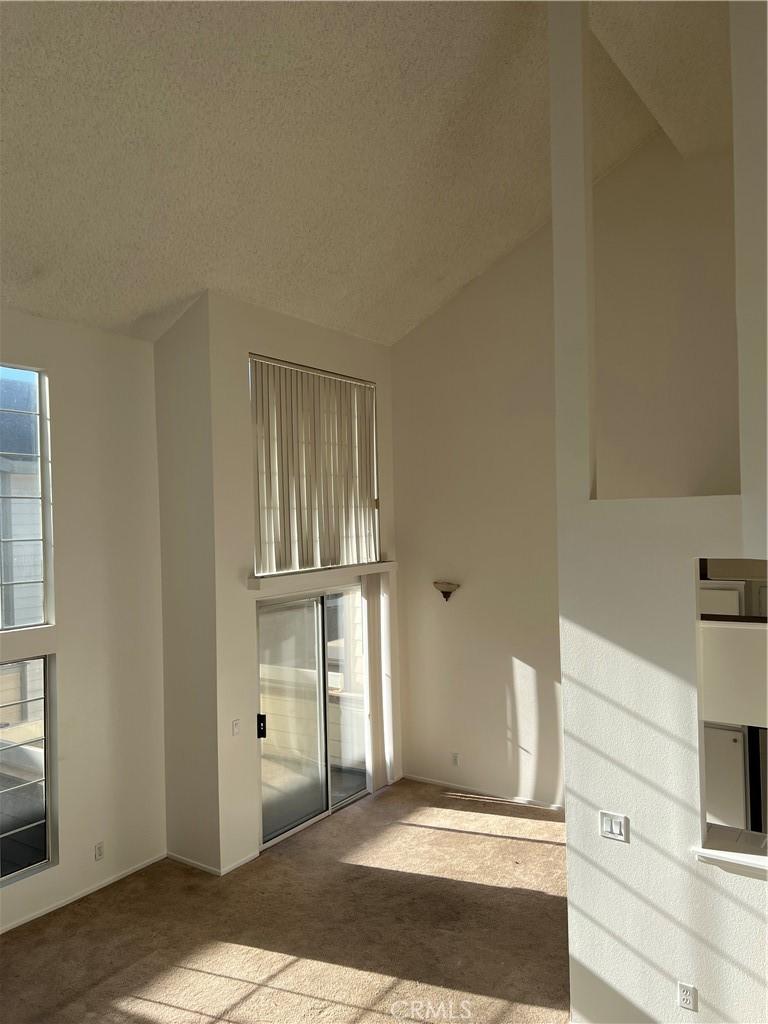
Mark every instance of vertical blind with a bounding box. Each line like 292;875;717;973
251;357;379;575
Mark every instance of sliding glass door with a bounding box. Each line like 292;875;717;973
258;598;328;844
258;586;368;845
325;589;368;808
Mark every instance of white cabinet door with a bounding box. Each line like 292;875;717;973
704;725;746;829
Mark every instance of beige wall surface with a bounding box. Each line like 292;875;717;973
594;133;740;499
392;226;563;807
0;306;166;930
154;295;221;871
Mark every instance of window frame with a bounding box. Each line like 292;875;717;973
0;365;54;630
0;362;57;886
249;353;382;578
0;654;58;886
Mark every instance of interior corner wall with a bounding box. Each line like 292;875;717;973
205;291;399;872
0;306;165;931
154;294;222;872
391;226;564;808
594;134;740;499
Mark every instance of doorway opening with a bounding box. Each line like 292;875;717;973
258;585;369;846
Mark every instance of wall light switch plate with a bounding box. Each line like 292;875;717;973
599;811;629;842
678;982;698;1011
94;841;104;861
232;718;241;736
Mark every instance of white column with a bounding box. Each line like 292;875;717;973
730;2;767;558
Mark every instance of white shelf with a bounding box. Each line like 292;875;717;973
247;561;397;600
694;825;768;875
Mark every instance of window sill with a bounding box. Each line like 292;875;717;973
693;825;767;876
0;624;56;661
248;561;397;600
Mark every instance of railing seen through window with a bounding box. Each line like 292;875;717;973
0;657;49;878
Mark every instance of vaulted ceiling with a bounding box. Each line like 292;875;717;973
0;2;731;344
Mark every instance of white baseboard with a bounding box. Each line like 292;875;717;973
402;773;564;811
220;850;260;876
166;851;222;875
0;852;167;934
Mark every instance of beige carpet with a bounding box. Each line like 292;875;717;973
1;780;569;1024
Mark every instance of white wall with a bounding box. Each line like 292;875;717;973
594;134;740;499
549;7;767;1023
391;123;743;811
154;295;221;871
154;291;399;873
392;228;563;807
0;306;165;930
206;291;398;870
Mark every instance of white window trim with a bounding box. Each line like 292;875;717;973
0;365;58;885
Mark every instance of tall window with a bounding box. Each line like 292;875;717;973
0;366;51;628
251;356;379;576
1;364;54;882
0;658;48;877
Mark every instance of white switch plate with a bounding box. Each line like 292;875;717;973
451;752;460;767
678;982;698;1011
232;719;241;736
94;841;104;861
599;811;629;842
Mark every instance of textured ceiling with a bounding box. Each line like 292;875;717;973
0;2;729;344
591;1;732;158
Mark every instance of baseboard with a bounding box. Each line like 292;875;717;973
166;851;222;875
402;773;564;811
220;850;260;876
0;852;167;934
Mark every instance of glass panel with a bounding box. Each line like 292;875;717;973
0;411;39;456
0;455;41;497
0;698;45;747
0;368;38;414
0;498;43;540
0;822;46;877
1;582;44;628
0;739;45;791
326;589;368;807
0;780;45;835
259;598;327;842
0;659;44;707
1;541;44;584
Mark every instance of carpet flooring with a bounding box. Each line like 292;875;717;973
0;780;569;1024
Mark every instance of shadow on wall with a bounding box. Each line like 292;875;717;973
569;958;653;1023
561;617;766;1023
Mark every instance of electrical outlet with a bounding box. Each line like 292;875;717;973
451;752;460;767
94;841;104;862
678;982;698;1012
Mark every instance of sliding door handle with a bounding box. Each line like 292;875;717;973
257;714;267;739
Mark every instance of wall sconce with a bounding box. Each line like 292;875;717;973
433;580;460;602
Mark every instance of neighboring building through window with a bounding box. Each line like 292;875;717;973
0;364;54;882
251;356;379;576
0;366;51;629
0;658;49;877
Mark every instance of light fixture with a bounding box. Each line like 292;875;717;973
433;580;460;601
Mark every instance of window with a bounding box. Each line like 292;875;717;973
0;366;52;629
0;657;49;878
251;356;379;576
